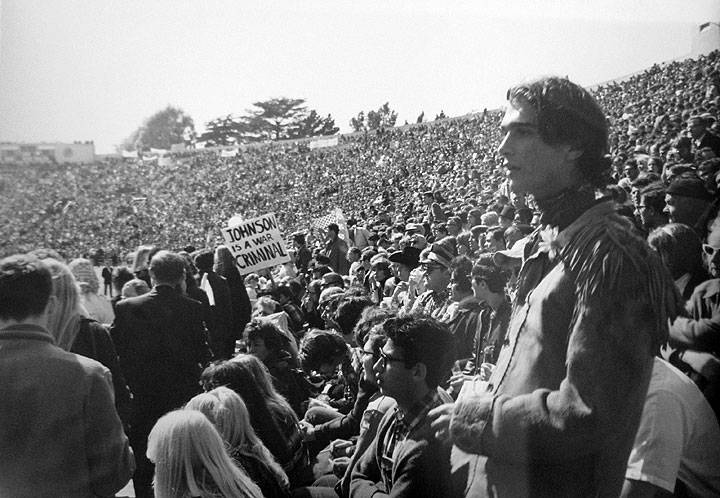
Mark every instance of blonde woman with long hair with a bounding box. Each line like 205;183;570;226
44;258;83;350
44;257;131;418
186;387;290;497
201;355;312;487
146;409;263;498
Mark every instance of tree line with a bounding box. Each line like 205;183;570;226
121;99;447;151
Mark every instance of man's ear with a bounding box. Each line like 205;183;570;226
566;147;583;162
412;362;427;383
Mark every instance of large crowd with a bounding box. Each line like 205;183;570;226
2;51;720;498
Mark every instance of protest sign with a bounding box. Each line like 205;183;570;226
310;208;350;243
308;136;339;150
222;213;290;274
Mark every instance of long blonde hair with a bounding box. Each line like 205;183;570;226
147;410;263;498
185;387;289;490
44;258;82;350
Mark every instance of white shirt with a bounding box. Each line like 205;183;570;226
625;358;720;496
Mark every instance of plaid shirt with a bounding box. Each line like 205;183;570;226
409;289;449;319
379;389;446;492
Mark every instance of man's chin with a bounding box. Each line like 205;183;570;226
377;384;392;397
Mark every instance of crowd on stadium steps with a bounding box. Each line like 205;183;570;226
2;53;720;497
1;56;718;261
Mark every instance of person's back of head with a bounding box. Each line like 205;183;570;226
111;266;134;294
213;245;237;278
382;315;454;389
149;250;186;287
0;254;52;325
147;409;262;498
353;305;395;347
334;295;374;338
299;328;348;373
193;249;215;274
647;223;704;280
121;278;151;299
206;355;295;422
185;387;290;490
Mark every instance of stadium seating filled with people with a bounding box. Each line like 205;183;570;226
2;51;720;497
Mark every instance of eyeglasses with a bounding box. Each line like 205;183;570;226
377;349;406;370
703;244;720;258
421;263;444;273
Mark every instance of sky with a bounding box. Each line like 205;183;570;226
1;0;718;154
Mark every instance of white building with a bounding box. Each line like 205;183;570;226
0;142;95;165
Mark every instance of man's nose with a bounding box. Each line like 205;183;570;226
497;133;510;157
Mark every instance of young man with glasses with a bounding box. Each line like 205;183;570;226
635;182;668;234
350;315;456;497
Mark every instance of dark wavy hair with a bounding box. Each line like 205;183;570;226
0;254;52;321
334;295;373;336
353;306;395;347
382;315;454;389
298;329;349;373
507;76;609;187
244;320;291;356
647;223;704;280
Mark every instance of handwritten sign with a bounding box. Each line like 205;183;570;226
222;213;290;274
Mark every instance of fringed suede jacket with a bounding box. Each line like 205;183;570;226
449;189;680;498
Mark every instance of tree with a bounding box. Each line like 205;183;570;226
350;111;366;132
122;105;195;151
246;97;307;140
289;110;339;138
435;110;447;120
416;111;425;123
351;102;398;131
201;98;337;144
197;115;245;147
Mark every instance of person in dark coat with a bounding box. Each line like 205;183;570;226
195;249;235;360
110;250;211;498
214;245;252;348
325;223;350;276
689;115;720;158
293;232;313;274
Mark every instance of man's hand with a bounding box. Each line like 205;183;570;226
449;372;474;393
428;403;455;442
330;439;355;458
682;350;720;380
298;420;316;442
331;456;351;477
